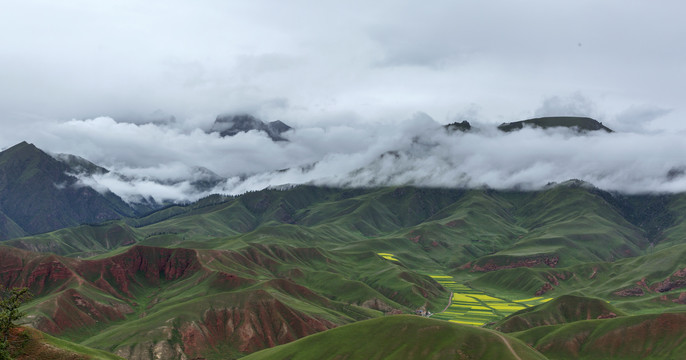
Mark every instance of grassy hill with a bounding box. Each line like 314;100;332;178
5;326;123;360
492;294;626;332
513;313;686;360
242;315;547;360
0;242;445;358
3;183;686;358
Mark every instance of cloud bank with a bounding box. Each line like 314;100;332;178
30;112;686;204
1;2;685;202
2;1;685;132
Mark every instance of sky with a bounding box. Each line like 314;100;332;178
1;1;685;202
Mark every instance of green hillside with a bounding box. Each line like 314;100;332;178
3;183;686;358
513;313;686;359
5;326;123;360
242;315;547;360
493;294;626;332
0;242;446;358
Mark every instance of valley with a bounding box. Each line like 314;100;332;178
2;1;684;358
2;174;686;358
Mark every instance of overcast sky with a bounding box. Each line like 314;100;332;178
1;1;685;201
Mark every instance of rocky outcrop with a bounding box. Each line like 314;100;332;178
81;246;201;298
444;121;471;132
673;292;686;304
535;282;554;296
179;293;336;358
613;268;686;297
360;298;397;312
209;114;292;141
115;339;188;360
35;289;133;334
596;312;618;319
613;287;645;297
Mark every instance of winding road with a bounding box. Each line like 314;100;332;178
494;332;522;360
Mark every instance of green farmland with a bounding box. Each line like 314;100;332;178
429;275;551;325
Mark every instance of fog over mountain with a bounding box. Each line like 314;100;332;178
5;110;680;204
1;1;685;202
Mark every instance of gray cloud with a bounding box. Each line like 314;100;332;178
534;93;598;118
33;111;686;204
613;105;673;133
222;124;686;196
1;1;685;201
1;1;685;131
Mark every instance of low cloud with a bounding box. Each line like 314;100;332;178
534;92;598;118
41;112;686;204
221;126;686;195
613;105;673;133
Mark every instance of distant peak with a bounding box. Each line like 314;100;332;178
9;141;34;150
268;120;292;134
498;116;613;133
545;179;596;190
209;113;292;141
1;141;45;159
444;120;472;132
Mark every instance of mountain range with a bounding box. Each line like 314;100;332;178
1;183;686;358
2;116;686;359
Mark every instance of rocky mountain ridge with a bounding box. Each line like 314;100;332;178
209;114;292;141
0;142;136;240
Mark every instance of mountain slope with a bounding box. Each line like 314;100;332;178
242;315;548;360
4;184;686;358
493;295;625;332
0;242;445;359
6;326;124;360
0;142;136;240
513;313;686;360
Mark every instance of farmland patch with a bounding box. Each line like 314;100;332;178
429;275;552;326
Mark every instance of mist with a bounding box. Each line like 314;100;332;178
222;122;686;195
2;2;685;202
33;112;685;204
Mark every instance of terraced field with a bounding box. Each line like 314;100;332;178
429;275;552;325
375;253;554;326
377;252;400;261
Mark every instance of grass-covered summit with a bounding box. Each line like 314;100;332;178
493;294;626;332
242;315;547;360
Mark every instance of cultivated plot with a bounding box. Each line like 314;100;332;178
377;252;400;261
429;275;552;326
